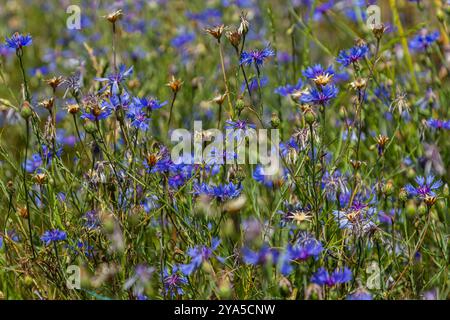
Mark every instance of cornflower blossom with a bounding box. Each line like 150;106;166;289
278;202;313;226
252;164;286;188
127;105;150;131
193;182;242;201
40;229;67;245
322;170;349;200
409;29;440;52
95;64;133;95
281;237;323;275
333;201;377;236
274;79;303;96
311;267;352;286
240;46;275;69
164;266;188;297
427;119;450;130
80;104;112;121
336;45;369;67
303;64;334;86
300;84;338;106
83;210;100;229
180;238;223;275
133;96;167;111
241;245;279;266
4;32;32;50
280;137;300;159
404;176;442;198
346;289;372;300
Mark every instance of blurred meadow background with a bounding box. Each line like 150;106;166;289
0;0;449;300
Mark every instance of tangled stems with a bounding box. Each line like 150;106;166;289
23;119;36;258
218;39;234;119
167;90;178;127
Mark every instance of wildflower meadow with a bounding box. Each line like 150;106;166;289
0;0;449;302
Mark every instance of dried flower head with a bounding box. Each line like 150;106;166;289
39;98;54;111
18;206;29;219
205;24;225;42
66;103;80;114
105;9;123;24
238;12;249;36
226;30;241;50
45;76;64;90
350;78;367;90
167;76;183;93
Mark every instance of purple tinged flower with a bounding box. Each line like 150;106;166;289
240;45;275;68
405;175;442;198
80;105;112;121
224;119;256;131
164;266;188;297
242;245;279;266
300;84;338;105
303;64;335;85
83;210;100;229
5;32;32;50
180;238;223;275
409;29;440;51
133;96;167;111
194;182;242;201
127;106;150;131
280;137;300;158
336;45;369;67
274;79;303;96
347;289;372;300
427;119;450;130
95;64;133;95
311;267;352;286
40;229;67;245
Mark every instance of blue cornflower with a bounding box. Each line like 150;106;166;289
242;245;279;266
287;238;323;261
240;45;275;68
409;30;440;52
225;119;256;131
405;176;442;198
336;45;369;67
5;32;32;50
95;64;133;95
40;229;67;246
127;106;150;131
171;32;195;49
133;96;167;111
333;202;377;236
25;153;43;173
322;170;349;200
242;75;269;93
300;84;338;105
280;137;301;158
252;164;287;188
303;64;334;85
83;210;100;229
164;266;188;297
427;119;450;130
311;267;352;286
80;104;112;121
180;238;223;275
194;182;242;201
274;79;303;96
347;289;372;300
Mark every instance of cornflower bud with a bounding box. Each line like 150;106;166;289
20;101;33;119
166;76;183;93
